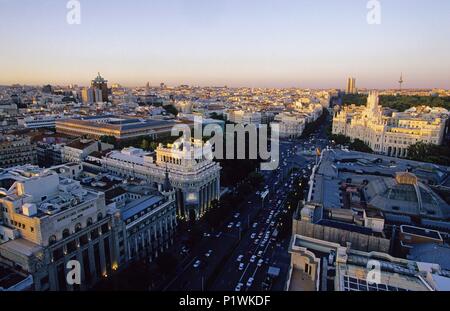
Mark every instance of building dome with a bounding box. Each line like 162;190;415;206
364;172;450;219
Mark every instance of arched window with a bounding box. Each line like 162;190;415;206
62;229;70;239
49;235;57;245
75;223;82;233
86;217;93;226
97;213;103;221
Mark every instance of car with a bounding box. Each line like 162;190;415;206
181;246;189;253
239;263;245;271
236;255;244;262
257;259;264;267
252;222;258;228
246;278;254;287
266;219;270;224
235;283;244;292
227;222;234;228
250;233;256;239
203;233;211;237
257;251;263;257
193;260;201;268
236;222;241;228
248;201;252;204
270;221;275;227
234;213;240;219
254;239;260;245
215;232;223;238
205;250;213;257
250;255;257;263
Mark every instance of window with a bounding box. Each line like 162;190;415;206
97;213;103;221
49;235;57;245
86;217;93;226
75;223;82;233
62;229;70;238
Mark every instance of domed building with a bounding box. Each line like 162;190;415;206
364;172;450;219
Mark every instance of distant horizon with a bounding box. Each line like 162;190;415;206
0;79;448;91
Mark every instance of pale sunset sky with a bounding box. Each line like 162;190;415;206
0;0;449;88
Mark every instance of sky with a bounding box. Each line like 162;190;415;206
0;0;449;89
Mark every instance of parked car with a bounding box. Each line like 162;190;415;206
193;260;201;268
239;263;245;271
236;255;244;262
235;283;243;291
205;250;213;257
246;278;254;287
257;259;264;267
250;255;257;263
228;222;234;228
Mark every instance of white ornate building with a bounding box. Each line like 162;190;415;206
273;112;306;139
332;92;449;157
92;138;221;221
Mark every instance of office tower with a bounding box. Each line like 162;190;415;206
91;72;109;102
81;87;95;103
346;77;356;94
94;88;103;103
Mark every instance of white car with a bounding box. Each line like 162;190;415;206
252;223;258;228
254;239;260;245
235;283;244;292
251;233;256;239
205;250;213;257
239;263;245;271
246;277;254;287
257;259;264;267
236;222;241;228
234;213;240;219
193;260;201;268
236;255;244;262
257;251;263;257
227;222;234;228
250;255;257;263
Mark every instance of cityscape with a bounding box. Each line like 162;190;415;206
0;0;450;301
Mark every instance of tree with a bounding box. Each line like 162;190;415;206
209;112;225;121
248;172;264;190
349;139;373;153
330;134;351;145
100;135;117;146
155;253;179;275
408;142;450;166
140;139;150;150
164;104;179;116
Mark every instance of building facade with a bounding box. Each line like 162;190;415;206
332;91;449;157
93;139;221;221
0;166;115;291
273;112;306;139
0;165;177;291
55;115;181;141
0;135;37;169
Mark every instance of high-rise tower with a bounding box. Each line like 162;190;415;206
91;72;109;102
398;73;404;91
346;77;356;94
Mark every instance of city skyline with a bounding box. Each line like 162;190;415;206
0;0;449;88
